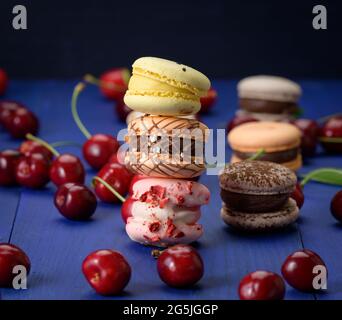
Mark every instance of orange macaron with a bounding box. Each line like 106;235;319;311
227;121;302;171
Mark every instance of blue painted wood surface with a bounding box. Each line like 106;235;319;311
0;80;341;300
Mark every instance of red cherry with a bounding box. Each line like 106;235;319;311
15;153;50;188
99;68;130;101
291;119;319;157
82;249;131;295
108;148;126;166
94;163;132;203
227;115;258;132
157;244;204;287
82;134;120;170
115;100;132;122
54;183;97;220
50;154;85;187
239;271;285;300
0;69;8;96
200;88;217;113
0;149;21;186
0;101;24;127
281;249;327;292
5;108;39;139
0;243;31;287
19;140;53;160
331;190;342;222
290;182;305;209
121;196;135;223
320;116;342;153
128;175;148;194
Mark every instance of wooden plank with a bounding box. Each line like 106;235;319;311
2;80;341;299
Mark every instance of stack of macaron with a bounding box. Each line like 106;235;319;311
123;57;211;247
219;160;299;231
237;75;302;121
228;121;302;171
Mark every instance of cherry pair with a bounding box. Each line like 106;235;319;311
82;244;203;296
18;134;85;188
239;249;326;300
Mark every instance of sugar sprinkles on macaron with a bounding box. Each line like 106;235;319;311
219;160;300;231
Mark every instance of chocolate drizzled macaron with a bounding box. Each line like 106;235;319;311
228;121;302;171
237;75;302;121
219;160;299;231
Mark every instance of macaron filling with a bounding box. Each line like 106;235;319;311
125;69;203;103
239;98;299;115
220;190;290;213
233;147;299;163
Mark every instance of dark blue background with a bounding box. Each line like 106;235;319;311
0;0;341;78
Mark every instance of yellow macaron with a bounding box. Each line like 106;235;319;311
124;57;211;116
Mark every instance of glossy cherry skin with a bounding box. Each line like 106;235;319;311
82;249;131;296
0;101;24;127
227;115;258;132
320;116;342;153
239;271;285;300
0;243;31;287
100;68;130;101
200;87;217;113
50;154;85;187
0;69;8;96
0;149;21;186
281;249;327;292
108;147;126;166
5;108;39;139
157;244;204;287
94;163;132;203
128;175;147;194
291;119;319;157
19;140;53;161
121;196;135;223
290;182;305;209
16;153;50;188
54;183;97;220
330;190;342;222
82;134;120;170
115;100;132;122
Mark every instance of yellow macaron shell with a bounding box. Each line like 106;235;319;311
228;121;302;152
124;57;211;116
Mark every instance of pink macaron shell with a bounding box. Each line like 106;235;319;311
131;178;210;207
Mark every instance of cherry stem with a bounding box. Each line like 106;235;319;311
50;141;82;148
151;249;163;259
300;168;342;187
83;74;125;91
248;148;265;160
71;82;91;139
26;134;60;157
318;136;342;143
92;176;126;203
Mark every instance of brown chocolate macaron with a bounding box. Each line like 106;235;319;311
219;160;299;231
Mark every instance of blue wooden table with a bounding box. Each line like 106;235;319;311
0;79;341;300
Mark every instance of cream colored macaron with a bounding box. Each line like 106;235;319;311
124;57;211;116
238;75;302;103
